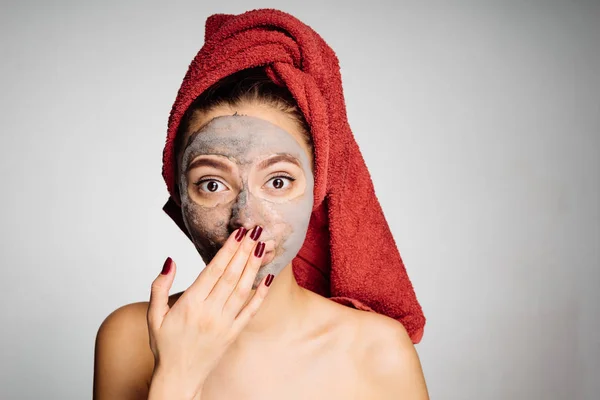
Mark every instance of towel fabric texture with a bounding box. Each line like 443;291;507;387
161;9;425;343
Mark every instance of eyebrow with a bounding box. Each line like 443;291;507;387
257;154;302;170
186;157;234;173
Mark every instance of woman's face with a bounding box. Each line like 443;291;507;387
177;104;314;288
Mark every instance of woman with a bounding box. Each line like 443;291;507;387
94;9;427;399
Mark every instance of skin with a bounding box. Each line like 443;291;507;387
93;103;429;400
178;114;314;288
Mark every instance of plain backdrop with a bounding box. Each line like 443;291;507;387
1;0;598;399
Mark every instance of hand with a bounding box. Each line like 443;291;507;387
147;226;272;399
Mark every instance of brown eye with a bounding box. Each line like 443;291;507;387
265;176;294;190
196;179;228;193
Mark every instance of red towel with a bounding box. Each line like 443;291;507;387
161;9;425;343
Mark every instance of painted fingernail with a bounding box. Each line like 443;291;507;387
254;242;265;257
249;226;263;241
235;228;246;242
161;257;172;275
265;274;274;287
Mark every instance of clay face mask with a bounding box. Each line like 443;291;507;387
179;115;314;288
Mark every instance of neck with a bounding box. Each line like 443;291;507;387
237;263;311;342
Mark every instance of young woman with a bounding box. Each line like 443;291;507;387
94;10;427;400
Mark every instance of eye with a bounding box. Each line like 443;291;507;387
195;179;228;193
265;175;295;190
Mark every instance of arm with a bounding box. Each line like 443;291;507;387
147;369;203;400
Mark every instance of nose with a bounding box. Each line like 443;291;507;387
228;188;260;231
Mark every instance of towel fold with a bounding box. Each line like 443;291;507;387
161;8;425;343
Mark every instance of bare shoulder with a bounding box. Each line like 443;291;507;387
353;311;430;399
306;295;429;398
94;301;153;399
93;292;183;399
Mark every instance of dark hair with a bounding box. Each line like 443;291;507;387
173;67;313;172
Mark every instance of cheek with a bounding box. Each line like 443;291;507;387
265;196;313;252
182;200;231;260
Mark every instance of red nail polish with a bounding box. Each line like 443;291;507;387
250;226;263;241
235;228;246;242
254;242;265;257
161;257;172;275
265;274;274;287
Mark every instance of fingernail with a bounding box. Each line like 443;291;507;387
265;274;274;287
254;242;265;257
250;226;263;241
235;228;246;242
161;257;172;275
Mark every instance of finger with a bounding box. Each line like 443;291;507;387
231;273;273;335
222;240;266;317
147;257;177;332
206;225;263;307
187;227;246;299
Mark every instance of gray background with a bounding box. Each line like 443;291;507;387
1;0;598;399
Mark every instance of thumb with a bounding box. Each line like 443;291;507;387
147;257;177;332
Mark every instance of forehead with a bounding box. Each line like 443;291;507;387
189;115;302;151
182;115;310;169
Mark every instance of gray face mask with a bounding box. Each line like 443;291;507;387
179;115;314;288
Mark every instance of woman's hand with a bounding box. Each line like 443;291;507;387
146;226;272;400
